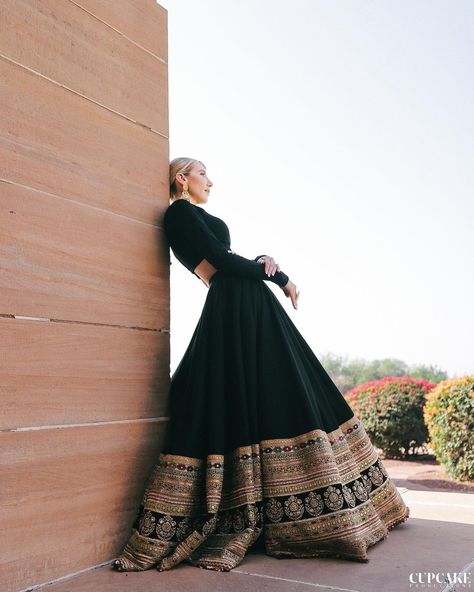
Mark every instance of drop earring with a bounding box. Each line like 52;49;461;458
181;182;191;202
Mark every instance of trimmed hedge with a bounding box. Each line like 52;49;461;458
344;376;435;459
423;375;474;481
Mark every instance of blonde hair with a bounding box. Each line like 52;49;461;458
169;157;206;200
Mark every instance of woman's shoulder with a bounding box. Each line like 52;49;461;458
165;198;196;214
166;197;189;210
165;198;190;221
164;200;205;236
165;199;205;220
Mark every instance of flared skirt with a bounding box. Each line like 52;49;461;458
113;271;409;572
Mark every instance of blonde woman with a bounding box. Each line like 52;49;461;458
113;157;409;573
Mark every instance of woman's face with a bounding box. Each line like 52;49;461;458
179;162;213;204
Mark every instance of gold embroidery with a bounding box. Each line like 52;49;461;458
113;415;409;572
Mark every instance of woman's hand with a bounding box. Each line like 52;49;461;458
256;255;280;277
256;256;299;309
282;279;300;310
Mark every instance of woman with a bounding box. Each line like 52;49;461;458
112;157;409;573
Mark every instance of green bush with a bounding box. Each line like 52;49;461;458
423;375;474;482
344;376;435;459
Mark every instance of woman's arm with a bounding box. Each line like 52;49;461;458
166;201;289;287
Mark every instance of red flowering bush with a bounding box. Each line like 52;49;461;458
344;376;436;459
424;376;474;481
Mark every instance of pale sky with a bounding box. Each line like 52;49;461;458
161;0;474;378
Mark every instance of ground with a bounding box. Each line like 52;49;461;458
27;458;474;592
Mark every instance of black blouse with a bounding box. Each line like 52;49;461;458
163;198;289;287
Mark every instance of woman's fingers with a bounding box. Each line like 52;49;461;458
259;256;281;277
263;257;278;276
291;287;300;309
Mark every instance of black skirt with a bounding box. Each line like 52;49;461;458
113;271;409;572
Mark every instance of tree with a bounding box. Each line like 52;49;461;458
320;353;448;394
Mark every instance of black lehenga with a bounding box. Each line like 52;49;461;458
112;198;409;572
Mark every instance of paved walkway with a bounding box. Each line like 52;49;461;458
27;460;474;592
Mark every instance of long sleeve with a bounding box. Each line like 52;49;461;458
165;200;289;287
